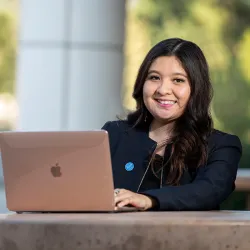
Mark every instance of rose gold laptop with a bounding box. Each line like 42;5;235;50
0;130;137;213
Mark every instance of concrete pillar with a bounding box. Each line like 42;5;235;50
15;0;125;131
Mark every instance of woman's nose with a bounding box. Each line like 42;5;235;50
156;80;172;95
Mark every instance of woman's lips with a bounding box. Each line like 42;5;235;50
155;99;176;108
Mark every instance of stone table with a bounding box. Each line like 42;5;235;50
0;211;250;250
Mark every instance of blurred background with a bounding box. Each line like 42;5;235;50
0;0;249;212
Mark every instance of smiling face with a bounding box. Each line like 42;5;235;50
143;56;191;124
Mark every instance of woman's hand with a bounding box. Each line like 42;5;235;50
114;188;156;210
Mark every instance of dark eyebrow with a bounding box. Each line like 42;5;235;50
147;70;188;78
172;72;188;78
147;70;161;75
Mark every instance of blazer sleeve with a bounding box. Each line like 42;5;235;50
141;134;242;211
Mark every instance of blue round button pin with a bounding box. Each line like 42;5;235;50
125;162;134;171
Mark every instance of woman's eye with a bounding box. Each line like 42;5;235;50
174;78;185;83
148;75;160;80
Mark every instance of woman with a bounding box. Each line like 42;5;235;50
102;38;242;211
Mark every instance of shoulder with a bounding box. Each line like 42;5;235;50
208;129;242;152
207;129;242;165
101;119;133;152
101;119;131;142
101;119;131;133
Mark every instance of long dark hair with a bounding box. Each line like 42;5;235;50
127;38;213;185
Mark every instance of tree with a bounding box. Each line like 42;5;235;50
0;11;16;94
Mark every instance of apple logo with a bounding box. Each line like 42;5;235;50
50;163;62;177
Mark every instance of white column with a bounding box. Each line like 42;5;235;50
16;0;125;131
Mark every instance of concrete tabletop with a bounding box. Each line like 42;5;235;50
0;211;249;250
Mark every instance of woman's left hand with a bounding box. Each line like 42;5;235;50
114;188;156;210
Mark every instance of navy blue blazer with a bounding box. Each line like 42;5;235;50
102;120;242;211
